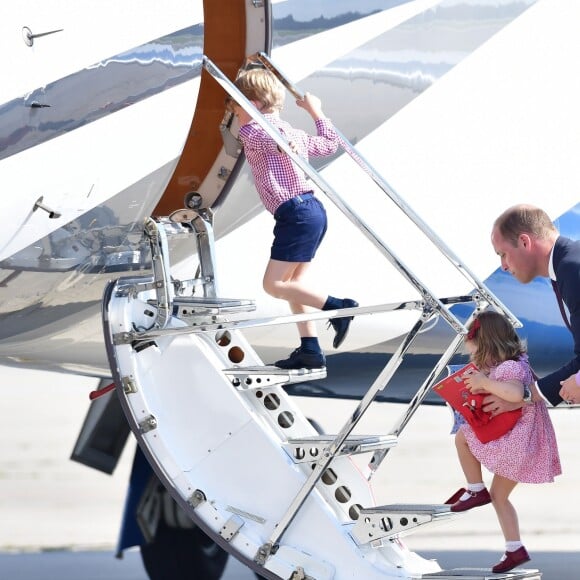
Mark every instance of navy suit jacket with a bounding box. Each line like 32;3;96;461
537;236;580;405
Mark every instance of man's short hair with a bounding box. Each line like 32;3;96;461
494;204;557;245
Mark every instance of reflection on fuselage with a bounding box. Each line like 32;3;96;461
0;0;566;377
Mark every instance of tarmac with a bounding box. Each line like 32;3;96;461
0;365;578;579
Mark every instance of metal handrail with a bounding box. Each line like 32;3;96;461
255;311;434;562
252;51;520;330
113;297;466;345
199;54;518;560
203;55;467;336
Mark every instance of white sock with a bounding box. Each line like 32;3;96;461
506;541;523;552
468;483;486;492
459;482;485;501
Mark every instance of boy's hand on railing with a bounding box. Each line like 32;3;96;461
296;93;325;120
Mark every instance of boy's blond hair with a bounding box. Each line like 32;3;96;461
231;68;285;113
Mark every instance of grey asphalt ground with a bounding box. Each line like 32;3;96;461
1;366;578;579
1;549;580;580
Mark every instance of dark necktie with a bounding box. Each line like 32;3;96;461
551;279;572;332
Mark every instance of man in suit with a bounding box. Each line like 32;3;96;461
489;204;580;406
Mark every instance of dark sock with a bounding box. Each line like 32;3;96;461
301;337;321;354
322;295;342;311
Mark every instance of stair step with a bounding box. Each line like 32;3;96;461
223;365;327;390
173;296;256;317
283;434;398;463
421;568;541;579
351;503;455;544
363;503;451;514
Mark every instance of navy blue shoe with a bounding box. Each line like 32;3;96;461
328;298;358;348
274;348;326;370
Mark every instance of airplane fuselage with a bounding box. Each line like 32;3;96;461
3;0;578;377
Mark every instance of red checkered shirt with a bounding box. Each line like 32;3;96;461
239;113;339;214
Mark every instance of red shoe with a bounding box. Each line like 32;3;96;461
444;488;465;505
492;546;530;573
450;488;491;512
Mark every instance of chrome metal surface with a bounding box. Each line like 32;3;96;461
114;300;424;344
219;514;244;542
223;366;327;389
144;218;173;329
256;313;430;557
283;434;398;464
351;503;454;544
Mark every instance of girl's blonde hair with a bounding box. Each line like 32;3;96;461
230;68;285;113
466;310;526;371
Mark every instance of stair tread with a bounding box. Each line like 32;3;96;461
225;365;324;374
173;296;256;315
224;366;326;381
361;503;451;514
283;434;398;463
422;568;540;579
174;296;255;307
288;434;397;444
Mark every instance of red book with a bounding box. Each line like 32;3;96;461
433;363;522;443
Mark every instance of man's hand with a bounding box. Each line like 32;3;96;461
559;374;580;404
482;394;523;417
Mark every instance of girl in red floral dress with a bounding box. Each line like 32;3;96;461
446;310;561;572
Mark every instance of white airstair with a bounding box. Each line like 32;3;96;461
102;55;542;579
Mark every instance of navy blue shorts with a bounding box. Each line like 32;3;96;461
271;193;327;262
